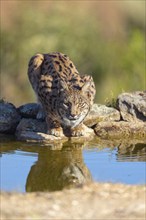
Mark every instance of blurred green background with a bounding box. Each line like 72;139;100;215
1;0;145;106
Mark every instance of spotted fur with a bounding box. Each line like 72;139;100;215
28;52;96;137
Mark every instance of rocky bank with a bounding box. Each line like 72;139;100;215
0;91;146;141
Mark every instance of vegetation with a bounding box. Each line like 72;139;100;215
1;1;145;105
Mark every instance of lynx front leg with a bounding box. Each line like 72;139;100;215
46;117;64;137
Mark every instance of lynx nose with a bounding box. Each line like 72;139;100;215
69;114;78;120
71;113;76;117
70;106;78;119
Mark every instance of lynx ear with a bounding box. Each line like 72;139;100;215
81;81;91;93
81;76;96;104
81;75;93;93
81;81;92;103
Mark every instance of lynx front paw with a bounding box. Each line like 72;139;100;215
47;127;64;137
70;125;85;137
70;124;94;137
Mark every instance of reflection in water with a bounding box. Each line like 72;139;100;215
1;136;146;192
26;143;92;192
117;143;146;162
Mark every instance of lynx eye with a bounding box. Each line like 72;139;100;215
79;102;87;108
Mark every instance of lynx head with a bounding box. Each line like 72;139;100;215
57;78;96;128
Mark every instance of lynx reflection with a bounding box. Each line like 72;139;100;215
26;143;92;192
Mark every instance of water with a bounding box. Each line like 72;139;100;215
0;136;146;192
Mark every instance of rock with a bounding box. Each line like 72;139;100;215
17;103;40;119
84;104;120;127
15;118;62;142
117;91;146;122
16;118;47;135
94;121;146;139
0;101;21;134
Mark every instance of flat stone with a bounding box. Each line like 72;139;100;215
0;101;21;134
16;131;67;142
117;91;146;122
84;104;120;127
94;121;146;139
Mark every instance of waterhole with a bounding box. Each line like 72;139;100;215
0;136;145;192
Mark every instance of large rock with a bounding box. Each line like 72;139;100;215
84;104;120;127
117;91;146;122
15;118;55;141
16;118;47;135
0;101;21;134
